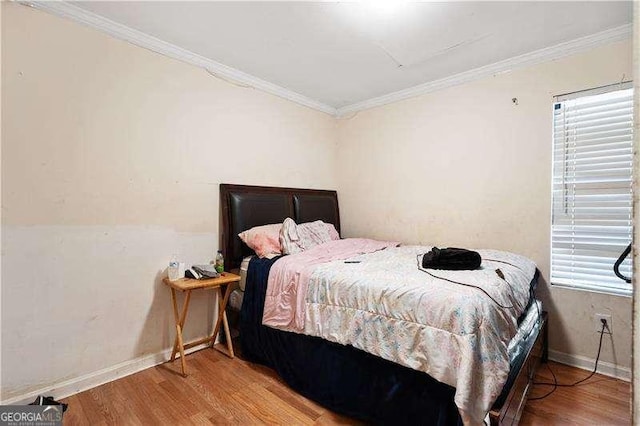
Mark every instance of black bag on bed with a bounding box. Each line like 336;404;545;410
422;247;481;270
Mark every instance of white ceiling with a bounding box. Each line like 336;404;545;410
45;1;633;114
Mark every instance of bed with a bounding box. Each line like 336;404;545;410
220;183;548;426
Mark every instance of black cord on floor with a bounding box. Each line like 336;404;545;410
528;362;559;400
528;320;607;401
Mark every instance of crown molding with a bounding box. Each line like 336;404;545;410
336;23;633;117
24;1;338;116
21;2;632;118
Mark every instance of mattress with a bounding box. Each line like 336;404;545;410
494;301;544;409
229;287;245;311
238;255;253;291
508;299;542;362
230;274;542;365
228;255;253;310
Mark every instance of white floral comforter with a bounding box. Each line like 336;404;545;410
263;240;537;425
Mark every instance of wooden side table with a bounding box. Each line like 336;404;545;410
163;272;241;376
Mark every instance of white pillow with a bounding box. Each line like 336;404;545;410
280;218;340;255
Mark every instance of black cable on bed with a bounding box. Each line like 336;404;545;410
528;320;606;401
415;254;515;310
482;257;527;273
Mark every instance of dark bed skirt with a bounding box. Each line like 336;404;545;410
240;256;462;426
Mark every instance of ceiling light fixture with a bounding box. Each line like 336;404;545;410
337;0;409;17
362;0;408;16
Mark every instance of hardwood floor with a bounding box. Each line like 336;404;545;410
521;361;630;425
62;347;630;425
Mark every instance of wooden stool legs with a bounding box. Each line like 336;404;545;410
214;285;235;358
170;287;192;376
169;283;235;376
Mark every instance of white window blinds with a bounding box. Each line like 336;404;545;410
551;84;634;296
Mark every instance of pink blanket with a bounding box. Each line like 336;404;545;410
262;238;398;331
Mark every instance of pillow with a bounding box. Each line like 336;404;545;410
280;218;340;255
238;223;282;258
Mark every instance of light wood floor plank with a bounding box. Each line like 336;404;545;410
61;348;630;425
520;361;630;425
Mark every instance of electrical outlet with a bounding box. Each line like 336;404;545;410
594;313;612;334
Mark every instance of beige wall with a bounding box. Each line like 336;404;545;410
1;3;337;399
1;0;635;404
336;39;634;373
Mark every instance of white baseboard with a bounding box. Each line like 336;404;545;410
3;344;628;405
1;342;212;405
548;349;631;382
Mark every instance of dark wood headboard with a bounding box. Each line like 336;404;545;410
220;184;340;270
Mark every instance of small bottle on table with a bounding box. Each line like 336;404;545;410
215;250;224;273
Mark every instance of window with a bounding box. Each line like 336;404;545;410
551;83;634;296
